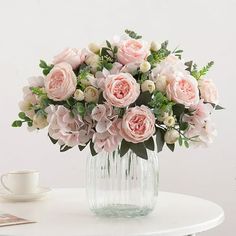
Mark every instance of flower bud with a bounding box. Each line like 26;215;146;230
74;89;84;101
141;80;155;93
150;41;161;51
157;111;169;122
164;116;175;127
84;86;99;103
140;61;151;73
33;113;48;129
88;43;100;54
164;129;179;144
85;54;100;73
155;75;167;92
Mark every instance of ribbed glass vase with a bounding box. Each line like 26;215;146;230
86;148;159;218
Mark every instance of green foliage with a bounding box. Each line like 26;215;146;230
39;60;54;76
167;143;175;152
48;133;58;144
60;145;72;152
135;91;152;106
30;87;46;96
72;102;85;117
149;91;174;118
125;29;142;39
172;47;183;59
208;102;225;110
156;127;165;152
130;142;148;160
147;40;171;66
120;140;131;157
98;40;118;71
12;112;33;128
144;137;155;151
191;61;214;80
90;141;97;156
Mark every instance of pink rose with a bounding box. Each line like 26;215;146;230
103;73;140;108
53;48;87;69
198;79;219;104
119;105;155;143
45;62;77;101
117;39;149;65
166;73;199;107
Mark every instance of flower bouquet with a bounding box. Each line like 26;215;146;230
12;30;223;217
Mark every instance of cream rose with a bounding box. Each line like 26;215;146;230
117;39;149;65
52;48;86;69
45;62;77;101
84;86;99;103
141;80;155;93
198;79;219;104
164;129;179;144
32;113;48;129
103;73;140;108
166;73;199;107
119;105;155;143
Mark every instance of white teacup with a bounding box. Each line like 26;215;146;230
1;170;39;194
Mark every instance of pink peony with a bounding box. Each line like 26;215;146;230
166;73;199;107
119;105;155;143
45;62;77;101
52;48;87;69
117;39;149;65
45;105;94;147
103;73;140;108
198;79;219;104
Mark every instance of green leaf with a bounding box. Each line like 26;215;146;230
60;145;72;152
125;29;142;39
90;141;97;156
178;136;183;146
27;121;33;127
72;102;85;117
184;140;189;148
48;133;58;144
179;122;188;131
135;91;152;106
106;40;112;48
144;137;155;151
39;60;47;68
18;112;26;119
12;120;22;127
185;61;193;72
130;142;148;160
167;143;175;152
113;46;118;54
78;144;87;151
120;140;131;157
156;128;165;153
172;104;185;119
98;92;105;104
215;104;225;110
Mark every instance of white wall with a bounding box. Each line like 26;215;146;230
0;0;235;235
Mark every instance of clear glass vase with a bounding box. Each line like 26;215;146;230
86;148;159;218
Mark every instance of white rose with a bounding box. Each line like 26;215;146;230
80;75;93;86
74;89;84;101
164;129;179;144
33;113;48;129
157;111;169;122
88;43;100;54
85;54;100;73
84;86;99;103
141;80;155;93
140;61;151;73
164;116;175;127
150;41;161;51
155;75;167;92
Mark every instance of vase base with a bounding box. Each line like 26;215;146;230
91;204;153;218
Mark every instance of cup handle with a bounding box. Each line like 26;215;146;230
1;174;11;192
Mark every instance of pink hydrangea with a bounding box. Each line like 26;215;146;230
46;105;94;147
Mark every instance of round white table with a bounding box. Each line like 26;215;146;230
0;188;224;236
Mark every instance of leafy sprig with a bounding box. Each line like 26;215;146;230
191;61;214;80
125;29;142;39
39;60;54;76
12;112;33;127
147;40;171;66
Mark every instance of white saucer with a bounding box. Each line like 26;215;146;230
0;187;52;202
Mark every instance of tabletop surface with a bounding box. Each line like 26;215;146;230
0;188;224;236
